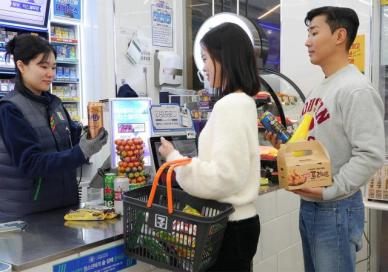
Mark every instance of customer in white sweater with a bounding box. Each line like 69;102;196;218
159;23;261;271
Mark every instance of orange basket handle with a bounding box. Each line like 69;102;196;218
165;160;192;214
147;158;192;214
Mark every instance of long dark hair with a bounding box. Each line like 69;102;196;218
5;33;56;77
200;22;260;97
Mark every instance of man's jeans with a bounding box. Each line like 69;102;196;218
299;190;364;272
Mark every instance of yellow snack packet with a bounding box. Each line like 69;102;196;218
64;209;105;221
183;205;202;217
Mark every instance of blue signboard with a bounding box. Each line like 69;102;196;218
53;0;81;20
52;244;136;272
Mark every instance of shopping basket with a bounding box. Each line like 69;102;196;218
123;158;234;271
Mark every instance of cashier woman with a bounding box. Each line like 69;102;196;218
159;23;261;271
0;34;108;221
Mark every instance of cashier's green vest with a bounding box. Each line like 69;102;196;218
0;80;78;218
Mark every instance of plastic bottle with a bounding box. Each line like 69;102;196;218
114;175;129;215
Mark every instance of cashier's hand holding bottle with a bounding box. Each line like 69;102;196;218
79;128;109;159
158;137;176;159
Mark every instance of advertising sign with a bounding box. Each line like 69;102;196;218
348;34;365;74
53;0;81;20
52;244;136;272
151;0;173;48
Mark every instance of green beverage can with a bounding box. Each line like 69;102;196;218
104;173;116;208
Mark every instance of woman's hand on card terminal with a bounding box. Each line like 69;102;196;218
159;137;176;159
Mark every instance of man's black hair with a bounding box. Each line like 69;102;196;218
305;6;359;50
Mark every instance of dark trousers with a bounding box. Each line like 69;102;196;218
207;215;260;272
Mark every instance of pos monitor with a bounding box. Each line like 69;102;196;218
106;98;153;169
149;135;197;170
0;0;51;30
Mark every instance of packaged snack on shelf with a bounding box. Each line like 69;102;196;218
69;67;77;80
56;66;63;79
63;67;70;80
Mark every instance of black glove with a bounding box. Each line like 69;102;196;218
79;128;108;159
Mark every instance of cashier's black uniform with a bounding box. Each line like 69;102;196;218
0;77;88;220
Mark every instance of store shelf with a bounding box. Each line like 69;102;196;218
61;97;80;102
53;80;79;84
50;37;78;44
70;115;80;121
50;21;81;121
56;59;78;64
0;90;10;97
0;68;15;75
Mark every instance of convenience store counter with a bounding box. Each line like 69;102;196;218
0;184;280;271
0;206;129;271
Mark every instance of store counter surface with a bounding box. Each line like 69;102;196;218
0;184;280;271
0;206;123;271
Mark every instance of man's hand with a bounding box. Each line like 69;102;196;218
292;187;323;200
264;131;282;149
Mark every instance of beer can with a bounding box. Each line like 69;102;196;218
87;102;104;139
259;111;291;143
114;175;129;215
104;173;116;208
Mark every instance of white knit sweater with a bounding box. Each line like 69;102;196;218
167;92;260;221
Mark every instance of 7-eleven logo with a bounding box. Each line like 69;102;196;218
154;214;168;230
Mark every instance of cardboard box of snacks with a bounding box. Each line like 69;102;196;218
277;140;332;190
